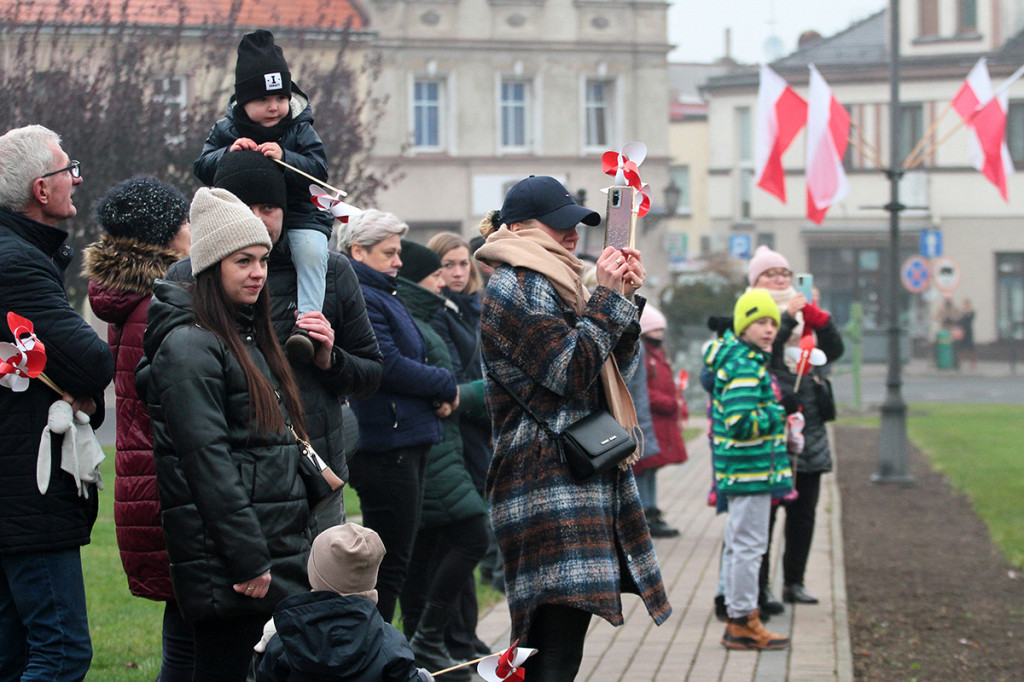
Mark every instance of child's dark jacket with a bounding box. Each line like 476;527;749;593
193;86;333;237
257;591;429;682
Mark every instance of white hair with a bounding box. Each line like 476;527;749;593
0;125;62;212
333;209;409;254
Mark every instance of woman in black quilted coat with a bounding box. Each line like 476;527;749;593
137;188;312;682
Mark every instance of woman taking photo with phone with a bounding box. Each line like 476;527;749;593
138;188;313;681
476;175;671;681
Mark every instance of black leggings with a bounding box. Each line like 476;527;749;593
400;515;489;635
190;613;267;682
762;470;823;588
347;445;429;623
521;604;592;682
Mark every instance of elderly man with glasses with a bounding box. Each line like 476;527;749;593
0;125;114;681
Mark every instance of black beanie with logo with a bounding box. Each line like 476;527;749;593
234;29;292;106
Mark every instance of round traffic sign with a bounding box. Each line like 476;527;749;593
932;257;960;293
901;255;930;293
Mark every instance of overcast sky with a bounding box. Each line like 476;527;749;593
668;0;887;64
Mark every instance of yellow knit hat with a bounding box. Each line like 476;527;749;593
733;289;780;336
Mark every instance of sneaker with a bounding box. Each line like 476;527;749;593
721;610;790;650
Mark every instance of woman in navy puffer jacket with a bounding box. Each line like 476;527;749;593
334;210;458;624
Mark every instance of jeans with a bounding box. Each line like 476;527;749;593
347;445;428;623
521;604;592;682
723;493;771;618
191;614;267;682
157;600;194;682
288;229;329;316
0;549;91;682
634;468;657;510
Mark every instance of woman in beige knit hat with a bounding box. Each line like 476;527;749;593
137;187;315;681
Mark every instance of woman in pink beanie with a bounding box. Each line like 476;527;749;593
746;245;844;612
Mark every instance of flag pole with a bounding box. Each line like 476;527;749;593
902;100;953;169
847;123;886;171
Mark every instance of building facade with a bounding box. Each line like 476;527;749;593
700;0;1024;353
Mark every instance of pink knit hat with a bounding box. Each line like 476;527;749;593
640;305;667;335
747;245;790;286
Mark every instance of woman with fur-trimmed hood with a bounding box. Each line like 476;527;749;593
82;175;193;680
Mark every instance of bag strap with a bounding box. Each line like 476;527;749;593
483;357;559;439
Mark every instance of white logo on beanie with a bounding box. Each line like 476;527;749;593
265;73;283;91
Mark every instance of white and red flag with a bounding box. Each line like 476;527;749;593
951;57;1014;201
755;65;808;203
804;65;850;224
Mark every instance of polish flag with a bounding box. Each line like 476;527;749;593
755;65;808;203
951;57;1014;201
805;65;850;224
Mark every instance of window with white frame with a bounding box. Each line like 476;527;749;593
585;79;613;148
413;78;445;150
500;80;530;150
155;76;187;144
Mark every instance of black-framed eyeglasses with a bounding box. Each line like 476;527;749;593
40;160;81;179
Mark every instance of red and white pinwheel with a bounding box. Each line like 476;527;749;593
0;312;47;392
310;184;363;223
478;640;538;682
601;141;647;191
633;182;652;218
785;329;827;392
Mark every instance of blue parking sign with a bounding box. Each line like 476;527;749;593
919;230;942;258
729;234;751;260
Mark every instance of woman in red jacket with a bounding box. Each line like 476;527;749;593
83;175;193;682
634;305;688;537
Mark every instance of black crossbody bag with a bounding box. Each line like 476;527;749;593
486;364;636;482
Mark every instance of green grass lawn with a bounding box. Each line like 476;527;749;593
81;450;502;680
838;404;1024;568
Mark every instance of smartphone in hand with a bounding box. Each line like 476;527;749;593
795;273;814;302
604;186;636;250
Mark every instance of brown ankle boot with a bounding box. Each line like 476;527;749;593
721;609;790;650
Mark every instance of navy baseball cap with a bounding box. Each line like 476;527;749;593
499;176;600;230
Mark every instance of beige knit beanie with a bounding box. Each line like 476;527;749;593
189;187;272;275
307;523;386;602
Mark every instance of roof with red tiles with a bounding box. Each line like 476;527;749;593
0;0;368;31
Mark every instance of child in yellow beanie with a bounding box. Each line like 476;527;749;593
703;289;793;651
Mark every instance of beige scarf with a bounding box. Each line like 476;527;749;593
477;227;641;465
757;284;809;374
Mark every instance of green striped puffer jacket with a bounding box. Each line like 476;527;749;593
704;330;792;496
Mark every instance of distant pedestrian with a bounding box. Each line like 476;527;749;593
635;305;689;537
956;298;977;370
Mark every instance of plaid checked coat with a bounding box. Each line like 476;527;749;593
481;265;672;639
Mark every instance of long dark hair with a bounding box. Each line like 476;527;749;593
192;266;306;439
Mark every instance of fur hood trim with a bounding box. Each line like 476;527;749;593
82;234;183;295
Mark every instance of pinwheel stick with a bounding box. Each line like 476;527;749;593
429;654;491;677
38;372;63;395
792;359;810;393
270;158;347;198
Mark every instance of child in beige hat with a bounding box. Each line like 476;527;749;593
253;524;432;681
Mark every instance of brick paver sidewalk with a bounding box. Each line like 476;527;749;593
477;424;853;681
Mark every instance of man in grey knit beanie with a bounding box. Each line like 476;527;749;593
189;187;272;275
